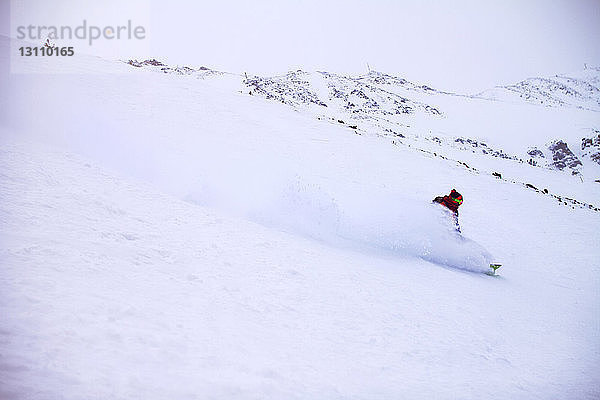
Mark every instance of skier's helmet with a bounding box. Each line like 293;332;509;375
450;189;463;205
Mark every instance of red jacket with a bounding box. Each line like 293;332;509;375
433;195;460;214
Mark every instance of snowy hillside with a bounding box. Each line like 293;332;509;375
476;67;600;111
130;58;600;186
1;35;600;399
239;67;600;191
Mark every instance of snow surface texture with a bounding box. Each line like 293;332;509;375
1;36;600;399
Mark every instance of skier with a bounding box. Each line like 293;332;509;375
433;189;463;231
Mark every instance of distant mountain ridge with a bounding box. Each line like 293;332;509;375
126;59;600;182
126;58;600;112
244;70;443;118
474;67;600;111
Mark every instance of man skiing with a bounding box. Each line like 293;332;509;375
433;189;463;231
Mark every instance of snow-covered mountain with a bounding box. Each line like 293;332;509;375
129;59;600;184
240;67;600;180
1;36;599;399
475;67;600;111
244;70;443;118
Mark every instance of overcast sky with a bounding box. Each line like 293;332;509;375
4;0;600;91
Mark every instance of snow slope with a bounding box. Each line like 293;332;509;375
1;36;599;399
236;66;600;182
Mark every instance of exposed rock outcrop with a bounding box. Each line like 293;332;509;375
581;130;600;165
547;140;582;174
